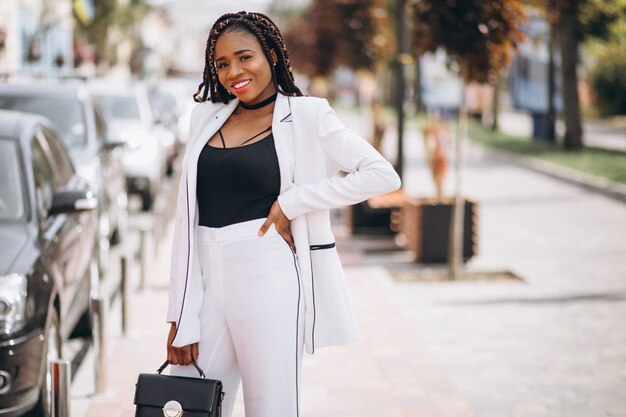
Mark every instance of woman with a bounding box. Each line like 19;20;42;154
166;11;401;417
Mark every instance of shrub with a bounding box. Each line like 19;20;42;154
590;50;626;116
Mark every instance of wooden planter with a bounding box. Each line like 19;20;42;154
400;198;479;263
346;190;407;235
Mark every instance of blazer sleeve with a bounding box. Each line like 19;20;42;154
277;99;401;220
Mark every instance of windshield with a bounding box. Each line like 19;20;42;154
97;95;141;121
0;139;25;222
0;95;87;148
148;90;178;120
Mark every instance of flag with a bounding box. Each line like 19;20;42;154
74;0;95;25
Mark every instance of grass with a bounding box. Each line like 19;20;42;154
465;120;626;185
340;102;626;184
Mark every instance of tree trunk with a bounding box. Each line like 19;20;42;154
448;71;467;281
393;0;408;180
490;76;501;131
546;24;557;142
557;5;583;149
414;55;425;113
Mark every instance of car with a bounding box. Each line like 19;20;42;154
0;82;128;271
147;85;182;176
0;110;99;417
89;82;168;211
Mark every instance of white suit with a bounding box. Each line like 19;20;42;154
167;93;401;355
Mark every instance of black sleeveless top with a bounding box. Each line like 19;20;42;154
196;133;281;228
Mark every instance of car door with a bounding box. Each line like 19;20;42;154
31;128;90;338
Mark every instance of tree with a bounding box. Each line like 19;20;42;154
73;0;117;64
284;0;391;80
525;0;626;149
73;0;150;69
284;0;393;156
408;0;526;279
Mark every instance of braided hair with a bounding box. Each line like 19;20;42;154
194;11;303;103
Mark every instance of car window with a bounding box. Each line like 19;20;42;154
40;126;74;184
96;95;141;121
31;130;60;213
0;139;26;221
0;95;87;148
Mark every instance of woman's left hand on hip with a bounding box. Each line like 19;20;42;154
259;200;295;252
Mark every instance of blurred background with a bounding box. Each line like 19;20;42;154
0;1;625;417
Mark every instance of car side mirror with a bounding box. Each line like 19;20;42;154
49;190;97;216
101;139;126;151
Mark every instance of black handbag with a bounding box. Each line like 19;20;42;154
134;360;224;417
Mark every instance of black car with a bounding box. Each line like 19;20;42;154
0;82;127;271
0;110;98;417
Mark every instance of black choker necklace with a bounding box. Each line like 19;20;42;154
239;93;278;110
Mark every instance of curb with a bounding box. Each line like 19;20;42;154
470;142;626;204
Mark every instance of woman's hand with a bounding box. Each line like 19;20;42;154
167;323;198;365
258;200;295;251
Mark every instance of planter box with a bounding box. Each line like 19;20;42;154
400;198;478;263
347;190;407;235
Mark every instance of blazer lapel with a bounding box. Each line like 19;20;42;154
185;100;239;215
185;94;294;217
272;93;295;193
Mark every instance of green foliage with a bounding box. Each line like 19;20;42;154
74;0;117;58
466;120;626;183
528;0;626;41
408;0;527;83
73;0;150;65
589;48;626;116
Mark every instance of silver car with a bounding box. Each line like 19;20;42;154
90;82;168;211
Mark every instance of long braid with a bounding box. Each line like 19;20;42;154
194;11;303;103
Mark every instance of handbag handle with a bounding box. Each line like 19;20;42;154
157;359;206;378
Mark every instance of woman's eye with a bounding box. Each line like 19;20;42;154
240;55;252;61
217;62;228;69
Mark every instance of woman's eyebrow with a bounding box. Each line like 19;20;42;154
215;49;255;61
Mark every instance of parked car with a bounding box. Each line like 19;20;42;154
0;82;128;269
147;85;182;176
89;82;167;211
0;110;99;417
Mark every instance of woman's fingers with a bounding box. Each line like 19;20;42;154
191;343;199;362
258;216;273;236
260;200;295;251
181;346;192;365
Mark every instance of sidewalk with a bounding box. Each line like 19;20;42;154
339;107;626;417
499;108;626;152
81;218;476;417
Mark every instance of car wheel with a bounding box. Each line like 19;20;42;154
28;310;61;417
141;191;152;211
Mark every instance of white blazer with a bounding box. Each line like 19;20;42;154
168;93;401;354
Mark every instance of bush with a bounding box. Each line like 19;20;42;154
590;50;626;116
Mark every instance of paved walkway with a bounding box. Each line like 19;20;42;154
79;216;475;417
73;105;626;417
340;107;626;417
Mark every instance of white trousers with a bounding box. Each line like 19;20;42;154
170;218;305;417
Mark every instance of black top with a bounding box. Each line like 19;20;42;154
196;133;281;228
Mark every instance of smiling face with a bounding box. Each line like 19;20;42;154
214;29;278;106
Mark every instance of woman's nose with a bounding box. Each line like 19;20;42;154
227;62;243;79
